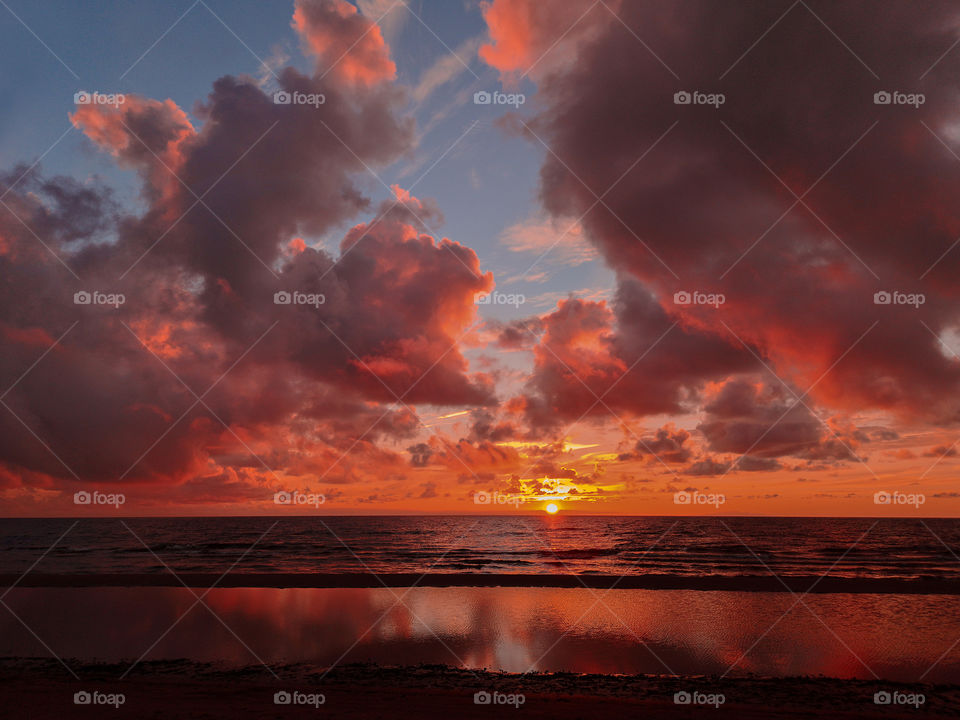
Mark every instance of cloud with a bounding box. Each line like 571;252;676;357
619;424;693;464
488;316;544;350
682;458;730;477
69;95;195;210
736;455;782;472
0;0;493;502
468;409;518;443
356;0;408;43
498;214;597;268
418;480;438;498
479;0;609;81
293;0;396;87
424;437;523;475
518;279;754;434
407;443;434;467
698;378;858;462
480;0;960;433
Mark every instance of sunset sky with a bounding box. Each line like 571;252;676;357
2;0;960;516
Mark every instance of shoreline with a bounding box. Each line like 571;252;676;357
4;572;960;593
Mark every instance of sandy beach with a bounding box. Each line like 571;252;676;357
2;659;956;719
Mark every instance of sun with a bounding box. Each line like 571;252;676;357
545;503;559;514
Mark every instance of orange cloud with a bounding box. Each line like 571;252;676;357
478;0;612;80
69;95;195;213
293;0;396;87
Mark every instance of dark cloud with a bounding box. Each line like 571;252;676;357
736;456;782;472
619;424;693;464
682;458;730;476
407;443;433;468
698;378;858;461
467;409;517;443
488;316;544;350
482;0;960;427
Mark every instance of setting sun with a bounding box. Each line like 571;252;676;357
3;1;960;718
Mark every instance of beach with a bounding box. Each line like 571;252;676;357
3;659;956;719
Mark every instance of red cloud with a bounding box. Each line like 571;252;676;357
0;2;489;499
479;0;611;80
70;96;195;210
519;282;754;434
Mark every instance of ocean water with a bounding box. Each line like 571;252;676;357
3;586;960;681
2;515;960;580
4;517;960;681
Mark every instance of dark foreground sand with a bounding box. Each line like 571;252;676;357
1;659;957;719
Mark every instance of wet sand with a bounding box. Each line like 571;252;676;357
4;572;960;593
1;659;957;719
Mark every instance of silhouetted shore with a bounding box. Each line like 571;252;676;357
1;659;956;719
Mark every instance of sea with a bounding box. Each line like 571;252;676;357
3;515;960;579
2;516;960;681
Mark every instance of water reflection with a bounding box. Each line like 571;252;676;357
2;587;959;681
